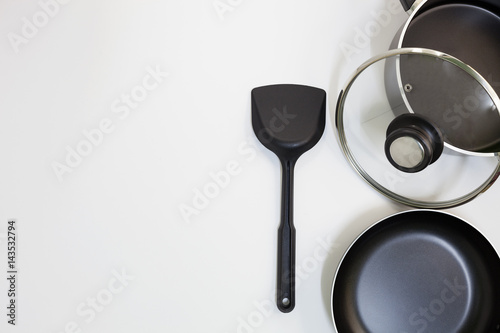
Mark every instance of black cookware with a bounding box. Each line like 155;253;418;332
331;210;500;332
252;84;326;312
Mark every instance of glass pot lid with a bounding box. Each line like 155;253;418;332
336;48;500;208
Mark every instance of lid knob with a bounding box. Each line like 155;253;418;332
385;114;444;173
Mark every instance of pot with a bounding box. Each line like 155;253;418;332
392;0;500;97
389;0;500;155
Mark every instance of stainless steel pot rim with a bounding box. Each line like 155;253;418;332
329;208;500;331
335;47;500;209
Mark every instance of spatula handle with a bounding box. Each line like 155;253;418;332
277;159;296;313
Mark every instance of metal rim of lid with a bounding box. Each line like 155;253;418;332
335;47;500;209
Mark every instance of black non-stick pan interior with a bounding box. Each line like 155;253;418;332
403;2;500;90
400;2;500;153
332;211;500;332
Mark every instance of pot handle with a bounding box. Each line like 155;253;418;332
400;0;416;12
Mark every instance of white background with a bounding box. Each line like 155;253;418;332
1;0;499;332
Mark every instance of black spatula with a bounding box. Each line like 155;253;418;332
251;84;326;313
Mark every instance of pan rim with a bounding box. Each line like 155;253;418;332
329;209;500;332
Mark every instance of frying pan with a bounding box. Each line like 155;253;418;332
331;210;500;332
